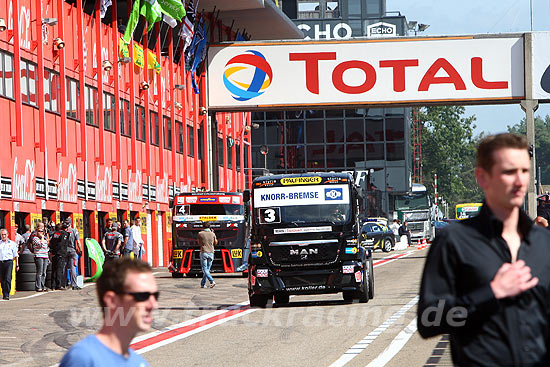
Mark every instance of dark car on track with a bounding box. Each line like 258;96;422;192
433;220;450;237
360;222;394;252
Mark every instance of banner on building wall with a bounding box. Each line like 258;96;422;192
119;38;161;73
140;213;147;235
57;162;78;203
208;35;526;110
74;213;84;239
128;170;143;203
95;166;113;203
12;157;36;202
530;32;550;100
30;213;42;230
166;211;172;233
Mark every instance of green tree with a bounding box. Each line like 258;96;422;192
507;115;550;186
417;106;484;218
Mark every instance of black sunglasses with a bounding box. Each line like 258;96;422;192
121;291;160;302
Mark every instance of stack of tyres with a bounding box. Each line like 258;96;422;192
16;253;36;291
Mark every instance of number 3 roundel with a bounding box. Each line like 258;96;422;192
259;207;281;224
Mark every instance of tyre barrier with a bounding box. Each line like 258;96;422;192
16;253;36;291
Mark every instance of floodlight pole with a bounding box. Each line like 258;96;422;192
521;32;538;219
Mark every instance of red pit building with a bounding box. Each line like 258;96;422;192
0;0;300;275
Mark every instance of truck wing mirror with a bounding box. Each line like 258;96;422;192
243;190;251;203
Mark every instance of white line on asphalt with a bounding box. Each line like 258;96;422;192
328;295;419;367
366;317;418;367
131;301;251;344
373;250;415;268
136;308;257;354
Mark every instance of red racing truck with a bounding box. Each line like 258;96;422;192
169;192;250;278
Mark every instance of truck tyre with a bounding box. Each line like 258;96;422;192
368;258;374;299
249;293;269;308
171;272;183;278
343;290;354;302
382;238;393;252
274;293;289;305
357;268;369;303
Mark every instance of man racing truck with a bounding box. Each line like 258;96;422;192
248;173;374;307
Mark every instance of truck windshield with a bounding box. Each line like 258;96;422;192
395;194;429;210
266;204;350;224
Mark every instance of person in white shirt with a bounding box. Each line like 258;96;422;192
0;228;19;300
389;219;400;242
129;218;145;260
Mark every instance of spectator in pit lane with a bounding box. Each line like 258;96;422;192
389;219;400;242
121;220;133;257
64;218;83;290
198;222;217;288
128;217;145;260
13;224;24;253
398;221;412;246
59;258;157;367
102;218;123;263
49;222;71;290
32;224;50;292
0;228;19;300
20;224;32;254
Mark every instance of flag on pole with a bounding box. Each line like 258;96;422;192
140;0;163;32
100;0;112;18
158;0;186;22
190;20;207;93
162;14;177;28
123;0;141;44
178;0;198;54
185;15;204;68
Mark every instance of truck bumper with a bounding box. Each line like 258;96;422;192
248;261;365;296
170;249;245;275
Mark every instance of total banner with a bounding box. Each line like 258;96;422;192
208;35;525;110
530;31;550;100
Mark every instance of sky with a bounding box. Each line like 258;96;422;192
386;0;550;136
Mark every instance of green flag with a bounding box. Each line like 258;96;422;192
140;0;163;32
84;238;105;282
158;0;186;22
122;0;141;44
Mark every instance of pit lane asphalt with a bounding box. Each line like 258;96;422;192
0;246;450;367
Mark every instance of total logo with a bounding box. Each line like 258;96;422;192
223;50;273;101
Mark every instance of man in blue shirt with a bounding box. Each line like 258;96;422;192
122;219;133;257
60;257;159;366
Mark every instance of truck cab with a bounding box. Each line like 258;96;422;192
248;172;374;307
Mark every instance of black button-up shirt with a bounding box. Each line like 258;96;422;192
418;203;550;366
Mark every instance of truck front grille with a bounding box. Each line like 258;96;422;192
267;240;340;267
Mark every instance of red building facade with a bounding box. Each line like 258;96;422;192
0;0;253;273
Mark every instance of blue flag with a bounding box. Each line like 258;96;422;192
190;21;207;94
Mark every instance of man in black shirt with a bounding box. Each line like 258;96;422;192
49;222;70;290
398;221;412;246
101;219;123;263
418;133;550;366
